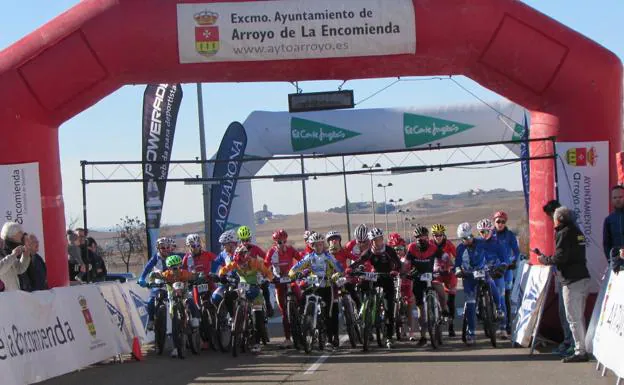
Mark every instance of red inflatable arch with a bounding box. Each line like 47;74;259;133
0;0;621;289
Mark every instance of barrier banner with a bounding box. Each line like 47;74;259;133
555;141;609;292
510;260;530;318
513;265;552;347
142;84;183;259
98;283;136;354
118;282;153;343
210;122;248;254
593;270;624;378
177;0;416;63
0;286;119;385
586;268;610;353
0;162;44;258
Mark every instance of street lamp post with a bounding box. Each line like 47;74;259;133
377;182;393;234
390;198;403;232
362;163;381;226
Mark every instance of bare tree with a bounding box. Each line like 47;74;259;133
111;216;147;273
67;215;81;230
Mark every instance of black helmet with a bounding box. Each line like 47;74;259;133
413;225;429;237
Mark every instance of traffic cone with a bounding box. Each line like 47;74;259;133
131;337;143;361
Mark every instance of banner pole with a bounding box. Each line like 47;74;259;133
342;155;351;241
301;154;309;230
196;83;211;251
81;160;90;283
551;138;560;202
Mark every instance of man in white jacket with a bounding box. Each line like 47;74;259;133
1;221;32;291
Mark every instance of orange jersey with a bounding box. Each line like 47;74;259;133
160;269;196;284
218;258;274;284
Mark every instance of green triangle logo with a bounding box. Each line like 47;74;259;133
511;122;526;141
291;117;360;151
403;113;474;148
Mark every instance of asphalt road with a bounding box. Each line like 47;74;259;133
40;319;616;385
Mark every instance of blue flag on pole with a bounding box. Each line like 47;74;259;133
520;113;530;215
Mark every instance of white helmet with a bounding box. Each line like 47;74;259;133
156;237;168;247
457;223;473;239
325;231;341;241
303;230;314;241
476;218;493;231
186;233;201;246
167;237;177;249
354;224;368;242
367;227;383;241
218;230;237;244
307;232;324;245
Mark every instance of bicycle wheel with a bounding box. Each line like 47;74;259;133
188;308;201;355
287;299;302;350
342;297;357;348
461;304;468;344
154;304;167;355
426;293;439;349
216;300;232;352
231;305;243;357
483;286;497;348
172;304;186;359
374;293;383;348
361;299;371;352
302;313;314;354
253;309;267;349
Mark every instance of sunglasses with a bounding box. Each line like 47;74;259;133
433;234;445;238
462;236;473;241
277;240;285;245
495;220;506;224
189;243;201;248
170;265;180;270
479;230;491;234
394;246;406;252
241;239;251;243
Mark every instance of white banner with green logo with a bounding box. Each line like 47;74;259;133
208;101;528;237
177;0;416;63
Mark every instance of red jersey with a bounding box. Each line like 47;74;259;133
434;240;457;272
330;248;351;270
245;243;267;265
299;244;313;259
407;240;438;273
345;239;369;261
182;251;216;273
265;244;302;276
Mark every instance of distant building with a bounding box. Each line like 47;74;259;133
255;204;273;224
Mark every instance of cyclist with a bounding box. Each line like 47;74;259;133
492;211;520;335
182;233;217;275
237;225;274;318
211;230;238;313
149;254;202;358
454;222;505;346
265;229;302;348
389;232;417;342
289;232;344;349
349;227;401;349
300;230;315;258
218;244;275;354
407;225;450;347
138;237;170;331
431;224;458;337
167;237;178;254
477;218;509;338
345;224;371;262
327;230;361;309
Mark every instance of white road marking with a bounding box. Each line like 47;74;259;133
304;335;349;375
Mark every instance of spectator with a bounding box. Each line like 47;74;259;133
604;185;624;268
542;199;574;356
75;228;91;282
536;206;591;363
86;237;107;282
19;234;47;291
67;230;85;282
0;221;32;291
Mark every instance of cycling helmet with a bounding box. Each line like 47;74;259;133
166;255;182;268
186;233;201;246
476;218;493;231
430;224;446;235
307;232;325;245
354;224;368;242
413;225;429;238
156;237;168;247
457;223;473;239
367;227;383;241
493;211;508;221
218;230;237;244
237;225;252;240
325;231;341;241
387;232;406;247
272;229;288;242
234;245;250;264
303;230;313;241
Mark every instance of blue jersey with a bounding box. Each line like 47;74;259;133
493;228;520;264
211;251;233;273
455;238;505;272
139;253;168;282
481;236;508;265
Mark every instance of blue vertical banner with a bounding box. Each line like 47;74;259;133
520;113;530;215
210;122;248;254
141;84;183;259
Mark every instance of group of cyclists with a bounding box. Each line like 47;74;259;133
137;209;520;357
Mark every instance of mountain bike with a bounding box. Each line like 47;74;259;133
146;280;168;355
415;271;444;349
351;271;388;352
461;267;498;348
299;274;329;354
276;276;304;350
335;275;361;348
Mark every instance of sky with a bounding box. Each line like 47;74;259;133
1;1;623;229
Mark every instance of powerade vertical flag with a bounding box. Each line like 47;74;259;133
142;84;183;259
520;113;530;215
210;122;248;254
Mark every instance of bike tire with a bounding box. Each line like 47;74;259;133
216;300;232;352
426;293;439;349
361;299;371;352
287;299;302;350
461;306;468;344
374;293;383;348
172;306;186;359
342;297;357;348
154;305;167;355
254;309;268;350
302;315;314;354
231;306;243;357
484;288;498;348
